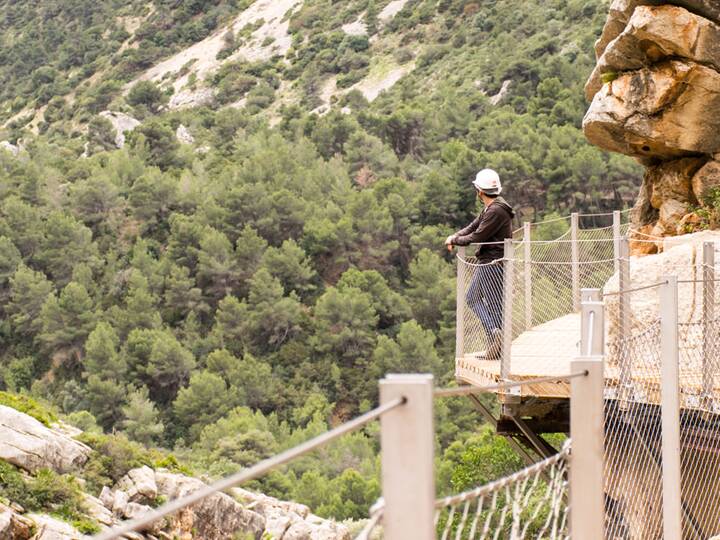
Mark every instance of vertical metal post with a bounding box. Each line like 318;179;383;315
613;210;622;277
618;238;631;399
524;222;532;330
456;246;466;361
580;289;604;357
660;276;682;540
703;242;715;399
502;239;514;381
570;354;605;539
571;212;580;311
380;374;435;540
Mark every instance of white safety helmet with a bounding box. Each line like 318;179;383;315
472;168;502;195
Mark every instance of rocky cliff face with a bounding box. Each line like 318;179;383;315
583;1;720;253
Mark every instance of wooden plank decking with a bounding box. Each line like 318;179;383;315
456;312;720;406
456;313;582;398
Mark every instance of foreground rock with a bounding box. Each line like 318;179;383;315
0;404;352;540
115;465;157;502
0;405;90;474
28;513;88;540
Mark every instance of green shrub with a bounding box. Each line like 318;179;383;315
0;460;98;531
0;392;57;426
78;432;152;492
600;71;619;84
78;432;188;494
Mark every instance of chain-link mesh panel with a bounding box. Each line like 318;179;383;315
676;312;720;539
458;255;509;361
433;443;570;540
456;221;619;389
355;446;570;540
604;320;664;540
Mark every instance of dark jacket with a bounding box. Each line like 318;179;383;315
452;197;515;262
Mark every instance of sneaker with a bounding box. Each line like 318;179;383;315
485;329;503;360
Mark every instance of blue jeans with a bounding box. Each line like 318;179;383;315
466;262;504;337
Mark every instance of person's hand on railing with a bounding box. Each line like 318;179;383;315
445;234;456;252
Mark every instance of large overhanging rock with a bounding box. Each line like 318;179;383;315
586;4;720;100
593;0;720;61
0;405;90;474
583;60;720;159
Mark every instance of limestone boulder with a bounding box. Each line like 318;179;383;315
586;5;720;99
593;0;720;62
123;502;153;520
583;60;720;159
99;486;114;509
81;494;114;527
154;471;266;539
116;466;157;502
0;405;90;474
111;490;129;517
175;124;195;145
303;514;352;540
0;504;34;540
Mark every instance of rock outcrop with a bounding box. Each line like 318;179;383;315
153;470;267;539
233;488;352;540
175;124;195;145
0;405;90;474
584;1;720;246
98;111;141;149
0;141;20;156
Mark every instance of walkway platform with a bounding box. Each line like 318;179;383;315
456;313;582;398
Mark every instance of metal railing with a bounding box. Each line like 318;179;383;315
455;211;720;539
456;211;626;385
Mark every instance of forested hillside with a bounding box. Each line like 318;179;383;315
0;0;640;523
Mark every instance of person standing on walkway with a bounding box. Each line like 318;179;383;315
445;169;515;359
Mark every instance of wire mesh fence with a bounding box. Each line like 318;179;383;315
358;443;571;540
456;219;622;386
676;317;720;539
434;444;570;540
604;318;664;540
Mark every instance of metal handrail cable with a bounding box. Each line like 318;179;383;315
602;281;668;297
94;397;406;540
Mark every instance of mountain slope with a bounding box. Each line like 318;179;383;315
0;0;641;527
